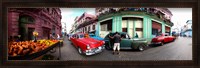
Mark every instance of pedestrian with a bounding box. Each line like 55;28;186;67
57;34;60;40
109;32;122;55
50;33;55;40
135;33;139;38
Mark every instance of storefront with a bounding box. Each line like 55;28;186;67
152;21;162;37
165;26;171;35
96;13;173;42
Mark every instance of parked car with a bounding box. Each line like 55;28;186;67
70;33;105;55
151;33;175;46
68;34;73;40
104;32;148;51
89;33;104;41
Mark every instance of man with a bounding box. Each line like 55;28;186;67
109;32;121;55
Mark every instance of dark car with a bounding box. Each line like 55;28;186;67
104;32;148;51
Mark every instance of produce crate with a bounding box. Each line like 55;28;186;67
8;42;60;60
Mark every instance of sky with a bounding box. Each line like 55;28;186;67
168;8;192;32
60;8;192;33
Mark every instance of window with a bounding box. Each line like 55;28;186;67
122;20;128;32
100;19;112;31
79;34;84;38
93;25;95;30
88;26;90;31
121;34;129;39
85;27;87;32
19;15;35;23
101;24;107;31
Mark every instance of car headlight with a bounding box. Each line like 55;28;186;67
86;44;90;49
102;41;105;44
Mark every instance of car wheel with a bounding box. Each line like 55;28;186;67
172;38;175;42
138;45;144;51
78;47;83;54
160;42;164;46
160;40;164;46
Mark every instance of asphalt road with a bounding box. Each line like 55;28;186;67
49;36;192;61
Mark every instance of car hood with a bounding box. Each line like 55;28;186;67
79;38;102;44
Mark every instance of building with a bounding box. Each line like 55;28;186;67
61;22;67;36
8;8;62;41
71;12;97;34
70;16;79;34
186;20;192;29
180;20;192;37
95;8;173;42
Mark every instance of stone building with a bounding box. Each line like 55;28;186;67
95;8;173;41
70;12;97;34
8;8;62;41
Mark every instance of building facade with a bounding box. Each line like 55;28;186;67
61;22;67;36
180;20;192;37
95;8;174;42
8;8;62;41
70;12;97;34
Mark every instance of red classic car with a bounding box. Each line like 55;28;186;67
70;33;105;55
151;33;176;46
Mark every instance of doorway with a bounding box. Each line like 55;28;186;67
28;28;35;40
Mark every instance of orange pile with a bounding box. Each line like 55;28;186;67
8;40;59;56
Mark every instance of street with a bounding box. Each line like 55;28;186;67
49;36;192;61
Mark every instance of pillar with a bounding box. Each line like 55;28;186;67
112;16;122;32
95;21;101;36
162;21;165;34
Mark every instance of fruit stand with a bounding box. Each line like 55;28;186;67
8;40;63;60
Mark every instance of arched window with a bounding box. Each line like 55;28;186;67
19;15;35;23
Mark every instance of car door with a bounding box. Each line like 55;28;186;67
70;34;75;43
120;34;132;48
72;34;79;47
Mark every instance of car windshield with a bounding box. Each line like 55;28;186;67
79;34;84;38
89;34;95;37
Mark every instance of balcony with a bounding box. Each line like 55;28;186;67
97;8;172;23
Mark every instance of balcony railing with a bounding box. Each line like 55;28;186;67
97;8;172;22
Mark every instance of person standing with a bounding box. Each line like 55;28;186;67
109;32;121;55
50;33;55;40
57;34;60;40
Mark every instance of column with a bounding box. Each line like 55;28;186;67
133;20;136;38
143;16;152;42
143;17;147;38
112;16;122;32
170;27;172;35
162;21;165;34
95;21;101;36
112;16;116;32
118;16;122;32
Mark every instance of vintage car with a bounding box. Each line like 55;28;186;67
67;34;73;40
70;33;105;55
104;32;148;51
151;33;176;46
89;33;104;41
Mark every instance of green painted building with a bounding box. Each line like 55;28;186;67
95;8;173;42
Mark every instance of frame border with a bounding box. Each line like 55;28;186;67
1;1;199;67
